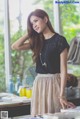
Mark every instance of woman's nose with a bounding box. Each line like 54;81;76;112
34;24;37;29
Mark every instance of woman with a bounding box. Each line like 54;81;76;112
11;9;75;116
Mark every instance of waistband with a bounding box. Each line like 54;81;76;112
37;73;60;77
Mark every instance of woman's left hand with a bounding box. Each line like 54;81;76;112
59;97;76;109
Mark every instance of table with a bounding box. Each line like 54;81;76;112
0;102;30;119
0;93;31;119
0;93;80;119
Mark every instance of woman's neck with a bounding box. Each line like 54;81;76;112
43;27;55;40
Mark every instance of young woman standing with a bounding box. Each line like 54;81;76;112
11;9;75;116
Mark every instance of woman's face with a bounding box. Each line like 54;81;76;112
30;15;48;33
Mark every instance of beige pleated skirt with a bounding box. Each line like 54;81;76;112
31;73;62;116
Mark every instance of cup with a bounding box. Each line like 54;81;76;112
26;88;32;98
18;86;26;97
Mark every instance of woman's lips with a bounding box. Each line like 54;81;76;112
35;27;39;31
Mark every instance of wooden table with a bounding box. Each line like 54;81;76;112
0;102;30;119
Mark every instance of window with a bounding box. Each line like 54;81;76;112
0;0;6;91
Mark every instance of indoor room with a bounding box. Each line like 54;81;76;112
0;0;80;119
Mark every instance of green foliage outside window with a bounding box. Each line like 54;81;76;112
0;35;6;92
11;30;33;82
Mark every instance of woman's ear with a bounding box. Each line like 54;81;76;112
44;16;48;23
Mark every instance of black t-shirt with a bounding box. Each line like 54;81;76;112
36;33;69;74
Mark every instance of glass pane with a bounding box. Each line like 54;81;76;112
59;1;80;77
59;1;80;42
0;0;6;92
10;0;43;90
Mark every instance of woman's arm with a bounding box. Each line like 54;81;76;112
11;34;31;50
60;48;75;109
60;48;67;97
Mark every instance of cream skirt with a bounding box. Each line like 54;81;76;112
31;73;62;116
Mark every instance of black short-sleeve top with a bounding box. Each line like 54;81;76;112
36;33;69;74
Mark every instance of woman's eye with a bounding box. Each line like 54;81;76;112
35;20;38;22
31;19;39;27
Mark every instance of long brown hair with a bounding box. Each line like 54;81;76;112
27;9;55;63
